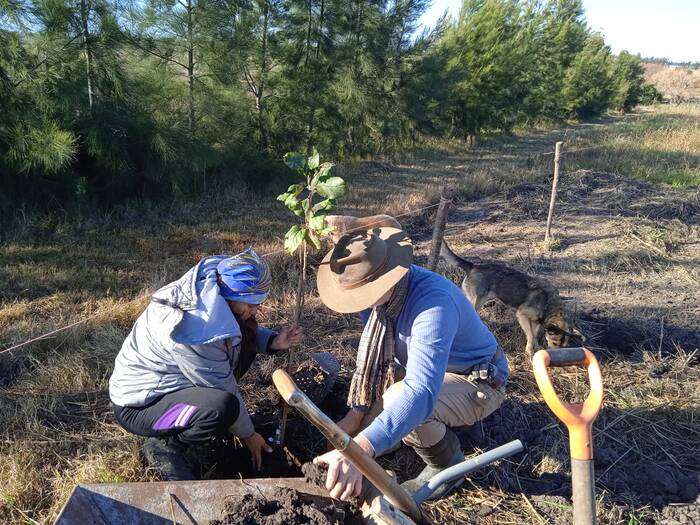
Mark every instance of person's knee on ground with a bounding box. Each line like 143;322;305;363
143;389;241;481
175;389;240;445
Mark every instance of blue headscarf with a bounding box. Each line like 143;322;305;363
216;248;271;304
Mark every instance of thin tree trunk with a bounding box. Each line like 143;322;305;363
257;0;269;151
354;0;364;71
314;0;324;60
293;244;307;328
304;0;312;67
186;0;195;142
79;0;95;110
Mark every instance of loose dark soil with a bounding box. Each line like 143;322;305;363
209;487;359;525
188;362;345;479
302;461;328;489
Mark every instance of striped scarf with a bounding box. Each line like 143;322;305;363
348;274;409;409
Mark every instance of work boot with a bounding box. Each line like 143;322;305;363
142;437;196;481
401;429;465;500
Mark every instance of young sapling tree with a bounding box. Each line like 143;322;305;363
277;147;348;334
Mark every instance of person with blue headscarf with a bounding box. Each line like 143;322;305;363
108;249;302;480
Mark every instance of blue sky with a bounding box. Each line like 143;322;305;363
418;0;700;63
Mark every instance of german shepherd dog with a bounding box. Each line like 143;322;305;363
441;241;583;354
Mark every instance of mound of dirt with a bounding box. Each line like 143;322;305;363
209;488;357;525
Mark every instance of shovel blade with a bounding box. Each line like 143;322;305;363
272;352;340;446
312;351;340;388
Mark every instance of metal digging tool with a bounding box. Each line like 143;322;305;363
272;351;340;446
532;347;603;525
272;368;524;525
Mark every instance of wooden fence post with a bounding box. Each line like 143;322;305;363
428;187;454;271
544;141;564;245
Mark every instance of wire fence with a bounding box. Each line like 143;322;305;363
0;139;610;357
539;144;605;156
0;202;443;356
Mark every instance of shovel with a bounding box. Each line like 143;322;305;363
272;351;340;446
272;368;524;524
532;347;603;525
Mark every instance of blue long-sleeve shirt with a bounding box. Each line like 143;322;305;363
359;265;508;455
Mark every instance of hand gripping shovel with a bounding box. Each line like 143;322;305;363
272;368;524;525
532;347;603;525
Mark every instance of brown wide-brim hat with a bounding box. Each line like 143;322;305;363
317;227;413;313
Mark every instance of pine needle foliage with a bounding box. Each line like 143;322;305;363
0;0;650;214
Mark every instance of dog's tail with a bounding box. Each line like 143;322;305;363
440;241;474;273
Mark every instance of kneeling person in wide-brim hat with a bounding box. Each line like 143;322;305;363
313;228;508;501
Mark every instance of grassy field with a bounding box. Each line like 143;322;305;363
0;104;698;524
562;104;700;187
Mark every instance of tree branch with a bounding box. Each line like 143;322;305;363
12;32;83;88
124;35;189;70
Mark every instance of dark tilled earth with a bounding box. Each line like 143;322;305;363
209;487;361;525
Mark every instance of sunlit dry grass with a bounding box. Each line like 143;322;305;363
564;104;700;186
0;104;698;524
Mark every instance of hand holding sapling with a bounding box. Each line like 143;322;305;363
270;326;303;350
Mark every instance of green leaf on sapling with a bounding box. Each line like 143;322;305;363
317;162;333;181
310;162;333;188
284;193;299;209
316;177;348;199
307;147;320;170
287;183;304;196
308;214;326;231
312;198;336;213
284;225;305;254
306;228;321;249
283;152;305;171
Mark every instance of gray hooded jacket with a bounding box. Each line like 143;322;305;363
108;256;276;438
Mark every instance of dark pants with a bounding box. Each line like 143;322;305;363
112;387;240;445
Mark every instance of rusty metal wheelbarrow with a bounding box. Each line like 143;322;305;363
55;477;334;524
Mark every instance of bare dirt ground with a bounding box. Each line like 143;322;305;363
1;106;698;524
420;169;699;524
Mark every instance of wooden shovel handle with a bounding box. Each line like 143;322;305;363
532;348;603;460
272;369;424;523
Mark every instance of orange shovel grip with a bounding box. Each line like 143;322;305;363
532;348;603;460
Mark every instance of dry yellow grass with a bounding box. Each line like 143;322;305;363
0;104;698;524
562;103;700;186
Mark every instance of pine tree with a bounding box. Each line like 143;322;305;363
520;0;588;122
610;51;645;112
438;0;528;141
562;34;614;118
